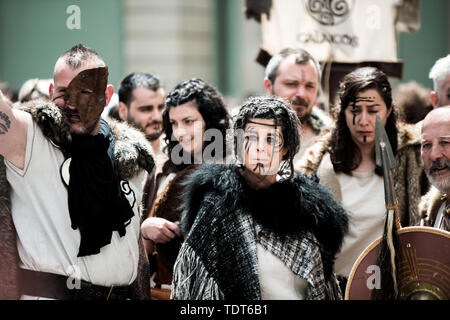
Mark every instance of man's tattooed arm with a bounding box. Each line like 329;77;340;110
0;95;29;168
0;111;11;135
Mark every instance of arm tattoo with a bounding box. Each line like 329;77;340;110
0;111;11;135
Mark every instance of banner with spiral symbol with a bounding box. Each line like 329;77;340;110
306;0;354;26
260;0;401;63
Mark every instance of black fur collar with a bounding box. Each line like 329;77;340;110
16;99;155;179
180;163;349;277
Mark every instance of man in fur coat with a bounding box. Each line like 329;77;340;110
0;44;154;299
418;106;450;231
263;48;332;162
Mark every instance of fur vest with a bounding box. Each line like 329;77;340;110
0;100;155;299
418;186;448;227
172;164;348;300
148;165;196;286
308;106;333;135
297;121;429;227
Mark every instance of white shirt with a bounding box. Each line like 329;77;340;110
5;113;145;288
335;170;386;278
257;243;307;300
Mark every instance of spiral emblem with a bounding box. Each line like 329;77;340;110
120;180;136;209
306;0;354;26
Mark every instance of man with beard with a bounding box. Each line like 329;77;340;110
117;73;169;217
118;72;165;154
0;44;154;299
263;48;332;162
419;106;450;231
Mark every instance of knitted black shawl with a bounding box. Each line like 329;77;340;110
175;163;348;299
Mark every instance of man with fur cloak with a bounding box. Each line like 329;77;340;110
418;106;450;231
0;44;154;299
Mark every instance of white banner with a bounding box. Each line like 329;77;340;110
261;0;400;63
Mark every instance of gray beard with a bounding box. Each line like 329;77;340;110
425;170;450;194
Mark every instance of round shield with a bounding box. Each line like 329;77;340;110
345;226;450;300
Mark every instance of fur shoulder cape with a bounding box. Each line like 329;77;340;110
0;100;155;299
418;186;447;226
298;121;422;176
296;121;426;226
309;106;332;135
17;99;156;179
179;163;349;280
19;100;155;180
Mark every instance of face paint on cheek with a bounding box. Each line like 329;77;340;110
272;132;283;153
350;104;357;126
244;127;256;162
52;94;65;102
253;163;263;172
244;138;250;154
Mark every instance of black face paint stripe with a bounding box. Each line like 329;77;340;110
354;97;376;102
351;103;357;126
52;94;65;102
247;119;280;127
244;137;250;154
253;163;265;173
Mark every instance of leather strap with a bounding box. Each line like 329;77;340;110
19;269;132;300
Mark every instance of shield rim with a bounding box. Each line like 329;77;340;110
345;226;450;300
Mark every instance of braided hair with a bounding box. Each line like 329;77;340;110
234;96;301;179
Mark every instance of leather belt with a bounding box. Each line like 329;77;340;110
19;268;132;300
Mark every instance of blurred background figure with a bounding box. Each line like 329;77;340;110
429;54;450;108
0;82;18;103
17;78;52;103
118;72;165;154
107;104;121;121
394;81;432;124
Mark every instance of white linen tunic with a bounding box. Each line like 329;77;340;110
5;113;144;292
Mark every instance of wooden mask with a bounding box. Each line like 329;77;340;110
65;66;109;128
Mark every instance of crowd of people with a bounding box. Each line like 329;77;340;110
0;43;449;300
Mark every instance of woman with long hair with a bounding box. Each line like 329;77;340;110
297;67;428;290
140;78;230;299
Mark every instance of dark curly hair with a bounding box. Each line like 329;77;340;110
330;67;398;176
234;96;301;179
162;78;230;171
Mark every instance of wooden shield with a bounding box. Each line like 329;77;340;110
345;226;450;300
